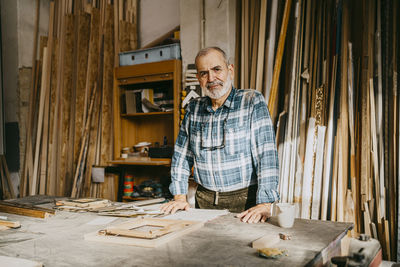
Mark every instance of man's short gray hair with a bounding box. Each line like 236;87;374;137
195;47;229;69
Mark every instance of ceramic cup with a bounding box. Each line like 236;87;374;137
275;203;296;228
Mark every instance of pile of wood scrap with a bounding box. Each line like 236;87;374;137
20;0;138;200
54;198;111;212
0;200;55;219
0;219;21;231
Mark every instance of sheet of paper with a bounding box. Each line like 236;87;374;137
162;208;229;222
86;216;118;225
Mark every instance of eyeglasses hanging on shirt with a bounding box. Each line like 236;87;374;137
200;101;232;151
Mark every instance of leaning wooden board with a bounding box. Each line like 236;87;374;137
85;218;203;248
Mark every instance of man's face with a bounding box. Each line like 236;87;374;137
196;50;234;100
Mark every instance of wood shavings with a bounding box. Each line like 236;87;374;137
279;233;292;240
258;248;288;259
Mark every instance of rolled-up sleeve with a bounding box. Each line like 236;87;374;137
250;92;280;204
169;108;194;196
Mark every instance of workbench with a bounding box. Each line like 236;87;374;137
0;196;353;266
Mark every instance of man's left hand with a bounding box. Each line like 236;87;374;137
236;203;272;223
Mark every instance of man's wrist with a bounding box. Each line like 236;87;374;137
173;194;187;202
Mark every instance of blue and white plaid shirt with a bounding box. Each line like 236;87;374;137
169;88;279;204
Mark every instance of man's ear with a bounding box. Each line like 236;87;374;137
228;64;234;79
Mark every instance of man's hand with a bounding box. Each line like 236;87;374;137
236;203;272;223
160;194;190;214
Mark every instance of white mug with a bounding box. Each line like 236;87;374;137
275;203;296;228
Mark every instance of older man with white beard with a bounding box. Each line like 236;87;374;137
161;47;279;223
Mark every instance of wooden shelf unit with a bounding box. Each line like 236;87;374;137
113;60;182;164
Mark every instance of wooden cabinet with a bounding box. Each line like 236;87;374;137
111;60;181;201
111;59;181;166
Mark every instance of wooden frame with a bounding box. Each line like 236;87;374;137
85;218;203;247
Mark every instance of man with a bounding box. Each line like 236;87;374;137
161;47;279;223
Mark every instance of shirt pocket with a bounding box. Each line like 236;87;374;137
189;125;204;160
224;123;248;156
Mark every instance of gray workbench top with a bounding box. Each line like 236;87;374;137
0;198;352;267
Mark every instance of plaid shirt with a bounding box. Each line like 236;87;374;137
169;88;279;204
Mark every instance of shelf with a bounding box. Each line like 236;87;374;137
109;157;171;166
121;111;173;117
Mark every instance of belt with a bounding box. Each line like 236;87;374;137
197;184;257;205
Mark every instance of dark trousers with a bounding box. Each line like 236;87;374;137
195;184;257;213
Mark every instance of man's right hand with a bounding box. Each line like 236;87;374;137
160;195;190;214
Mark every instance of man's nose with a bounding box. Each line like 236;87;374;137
208;71;215;82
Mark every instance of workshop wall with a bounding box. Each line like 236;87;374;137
0;0;50;194
180;0;236;79
139;0;179;48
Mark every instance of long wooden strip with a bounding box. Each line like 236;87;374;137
369;78;382;221
1;156;15;199
338;1;349;223
311;125;326;220
256;0;266;92
268;0;292;124
301;117;315;219
71;84;98;197
263;0;278;101
0;201;55;219
0;219;20;228
73;12;90;178
46;38;59;196
59;14;75;196
82;8;101;197
39;1;55;195
321;56;337;220
347;42;358;232
30;47;49;195
21;0;40;197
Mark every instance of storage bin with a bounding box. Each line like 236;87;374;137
119;43;181;66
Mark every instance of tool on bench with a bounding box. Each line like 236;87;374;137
330;234;382;267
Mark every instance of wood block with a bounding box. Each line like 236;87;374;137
0;201;55;219
0;219;20;228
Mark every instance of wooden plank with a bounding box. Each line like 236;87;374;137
71;84;98;197
268;0;292;124
300;117;315;219
321;56;337;220
369;78;382;221
0;201;55;219
85;218;204;248
98;4;114;199
73;12;90;178
347;42;358;232
289;0;304;207
21;0;40;198
249;0;260;90
331;129;340;221
59;14;75;196
1;156;15;199
311;125;326;220
46;38;59;196
30;47;49;196
263;0;278;101
360;0;371;209
338;1;349;223
81;8;101;197
38;1;55;195
0;219;20;228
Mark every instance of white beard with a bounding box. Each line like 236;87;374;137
202;73;232;100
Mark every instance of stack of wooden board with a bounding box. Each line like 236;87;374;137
20;0;138;200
